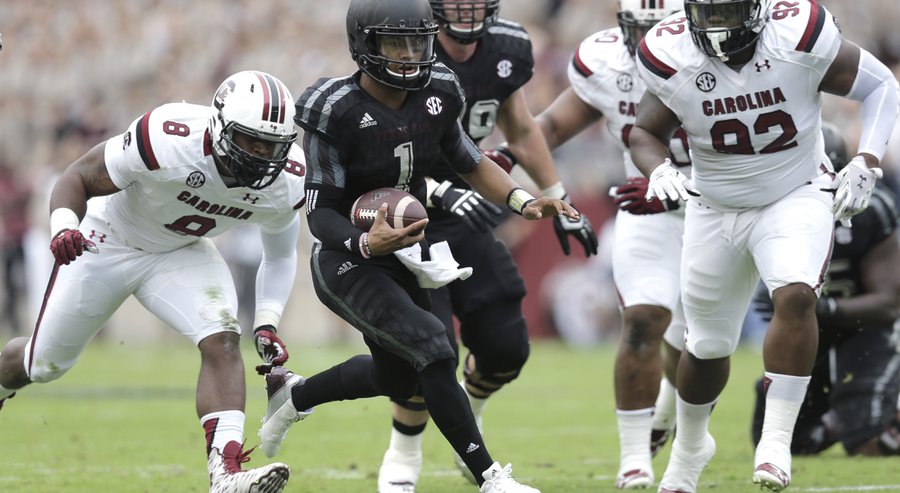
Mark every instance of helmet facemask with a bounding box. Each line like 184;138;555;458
685;0;767;61
358;24;439;90
214;119;296;190
430;0;500;44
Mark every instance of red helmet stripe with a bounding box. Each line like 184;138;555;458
255;71;272;122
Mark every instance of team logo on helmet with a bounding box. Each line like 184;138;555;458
696;72;716;92
186;171;206;188
617;73;634;92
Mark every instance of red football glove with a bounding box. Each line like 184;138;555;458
254;325;289;375
483;146;517;174
612;177;679;215
50;229;98;265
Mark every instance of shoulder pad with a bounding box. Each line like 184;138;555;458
486;19;534;65
429;63;467;103
295;76;359;140
571;28;628;79
135;103;212;171
763;1;840;56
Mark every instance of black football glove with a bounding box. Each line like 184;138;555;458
254;325;289;375
553;206;598;257
612;176;679;215
430;180;503;233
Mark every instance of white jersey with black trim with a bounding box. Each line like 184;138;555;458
95;102;306;253
568;27;690;178
637;2;841;209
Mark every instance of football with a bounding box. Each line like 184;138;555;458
350;187;427;232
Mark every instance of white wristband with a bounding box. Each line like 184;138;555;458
539;181;568;201
506;187;537;215
50;208;80;237
253;309;282;331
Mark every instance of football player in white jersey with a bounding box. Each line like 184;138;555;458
527;0;687;489
630;1;899;491
0;71;307;493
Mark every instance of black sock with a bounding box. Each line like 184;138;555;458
291;354;378;411
419;359;492;486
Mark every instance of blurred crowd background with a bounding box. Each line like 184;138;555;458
1;0;899;346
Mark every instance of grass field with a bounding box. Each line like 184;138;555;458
1;340;898;492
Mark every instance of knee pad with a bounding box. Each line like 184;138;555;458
685;317;739;359
459;302;529;394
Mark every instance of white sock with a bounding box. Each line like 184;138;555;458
617;408;654;469
201;410;245;454
389;427;424;456
0;383;15;400
461;380;488;430
652;376;677;431
755;372;809;468
675;394;716;452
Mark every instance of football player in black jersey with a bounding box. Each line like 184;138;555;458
376;1;598;490
750;122;900;456
258;1;578;491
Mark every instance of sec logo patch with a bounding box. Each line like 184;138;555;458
425;96;443;116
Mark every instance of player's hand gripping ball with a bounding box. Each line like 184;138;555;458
351;187;427;232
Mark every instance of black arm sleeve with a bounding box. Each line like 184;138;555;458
307;202;365;255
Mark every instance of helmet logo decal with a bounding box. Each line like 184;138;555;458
425;96;443;116
213;80;236;110
695;72;716;92
496;60;513;78
255;71;287;124
617;73;634;92
186;171;206;188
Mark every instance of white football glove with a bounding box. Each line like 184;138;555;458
832;156;883;227
646;158;697;203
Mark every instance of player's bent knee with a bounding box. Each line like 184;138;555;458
688;338;734;359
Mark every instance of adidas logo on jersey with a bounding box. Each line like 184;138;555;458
337;261;358;276
465;443;480;454
359;112;378;129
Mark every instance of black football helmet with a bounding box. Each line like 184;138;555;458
684;0;768;61
821;121;849;173
346;0;440;91
430;0;500;44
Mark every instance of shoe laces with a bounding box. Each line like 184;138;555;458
489;464;516;486
223;441;256;473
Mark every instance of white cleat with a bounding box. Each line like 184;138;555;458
378;447;422;493
479;462;540;493
657;433;715;493
258;367;312;459
208;441;289;493
616;465;654;489
753;438;792;491
752;463;791;492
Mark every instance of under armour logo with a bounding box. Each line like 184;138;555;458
755;60;771;72
89;230;107;243
243;193;259;204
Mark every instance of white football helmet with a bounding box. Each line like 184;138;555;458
209;71;298;189
618;0;685;56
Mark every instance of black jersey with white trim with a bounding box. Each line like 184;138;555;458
296;66;481;220
429;19;534;186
